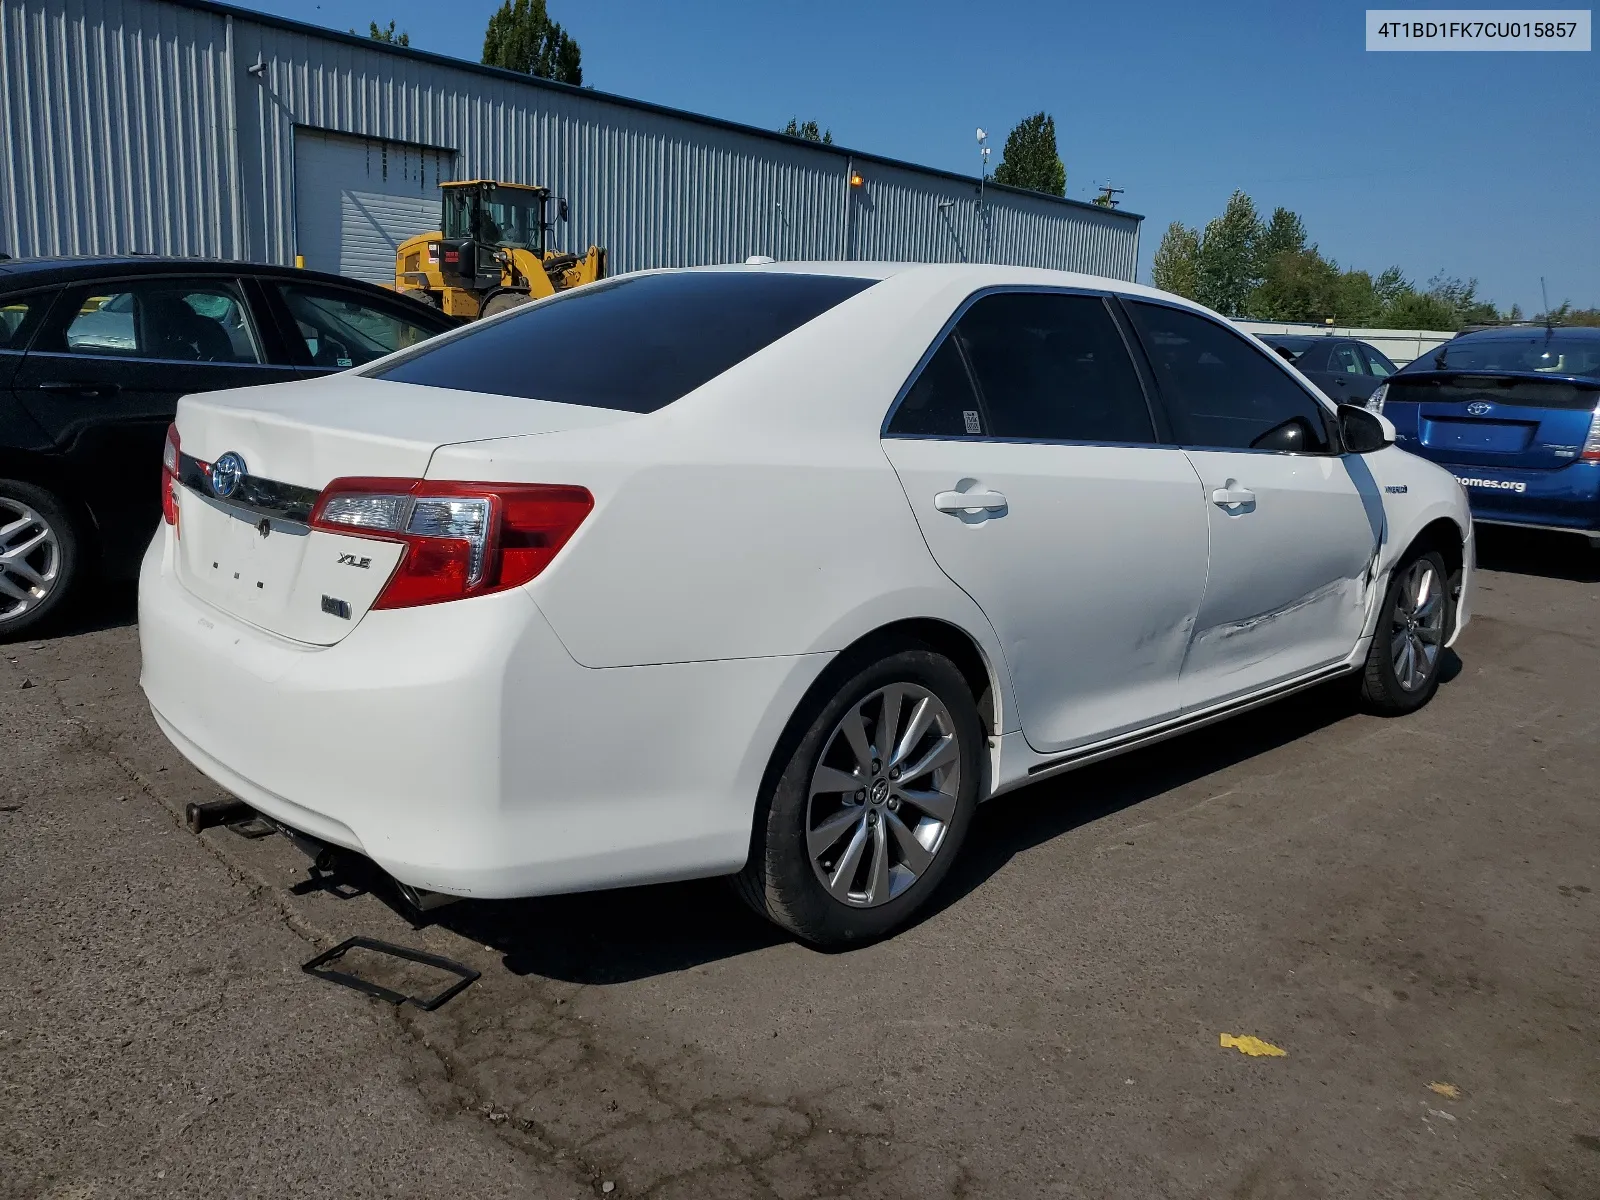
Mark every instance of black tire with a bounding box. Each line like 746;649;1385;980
736;647;983;947
478;288;534;319
1358;548;1452;715
0;480;80;641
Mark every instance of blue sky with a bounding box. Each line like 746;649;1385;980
250;0;1596;312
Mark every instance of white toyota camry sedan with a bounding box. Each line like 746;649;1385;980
140;262;1473;946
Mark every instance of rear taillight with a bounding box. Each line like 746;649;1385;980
161;424;181;532
1365;383;1387;414
310;478;593;609
1583;405;1600;461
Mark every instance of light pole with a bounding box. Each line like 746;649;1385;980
976;128;991;211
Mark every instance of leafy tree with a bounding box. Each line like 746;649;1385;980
1383;290;1457;330
1373;266;1410;310
992;112;1066;197
354;20;409;45
1424;274;1501;327
1150;222;1200;299
782;118;833;145
1253;207;1306;276
1195;191;1261;317
482;0;582;85
1250;247;1341;322
1536;302;1600;327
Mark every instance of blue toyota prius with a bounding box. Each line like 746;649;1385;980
1373;325;1600;543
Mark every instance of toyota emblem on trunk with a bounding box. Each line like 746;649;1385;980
210;452;246;499
1466;401;1492;416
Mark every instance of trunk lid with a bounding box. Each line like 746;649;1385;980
172;376;629;645
1386;371;1600;471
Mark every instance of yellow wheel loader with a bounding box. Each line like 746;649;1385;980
394;180;606;320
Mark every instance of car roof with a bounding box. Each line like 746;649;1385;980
0;255;392;293
1452;323;1600;342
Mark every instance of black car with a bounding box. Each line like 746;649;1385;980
1259;334;1399;405
0;256;458;636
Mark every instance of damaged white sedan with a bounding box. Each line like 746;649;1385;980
139;262;1473;947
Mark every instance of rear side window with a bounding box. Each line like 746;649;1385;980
373;272;876;412
886;291;1153;444
1127;301;1332;453
1362;345;1396;377
1330;344;1367;375
955;293;1153;443
0;296;39;350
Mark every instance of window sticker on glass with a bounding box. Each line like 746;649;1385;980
963;409;982;434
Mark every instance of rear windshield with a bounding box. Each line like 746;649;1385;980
1407;332;1600;380
1262;337;1317;361
371;271;876;412
1387;375;1600;411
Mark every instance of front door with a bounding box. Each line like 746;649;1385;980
882;290;1210;754
1124;300;1381;708
13;277;300;575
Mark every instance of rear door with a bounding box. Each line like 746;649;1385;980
1124;300;1380;708
12;277;301;573
882;290;1209;754
1323;341;1378;403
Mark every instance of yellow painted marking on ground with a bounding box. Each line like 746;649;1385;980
1428;1081;1461;1099
1219;1033;1287;1057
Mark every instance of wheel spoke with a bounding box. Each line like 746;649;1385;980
885;809;935;876
1;529;48;561
866;817;891;903
875;685;906;766
0;515;32;544
894;784;957;824
1398;638;1417;688
1;556;44;587
897;733;957;787
1411;566;1434;611
1391;631;1410;673
0;572;33;603
826;820;870;900
1415;622;1444;645
890;696;934;770
1413;591;1442;620
838;707;874;775
808;807;862;859
811;764;863;797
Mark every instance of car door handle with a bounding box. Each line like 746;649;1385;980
1211;484;1256;507
934;489;1008;513
1331;376;1349;385
37;381;121;397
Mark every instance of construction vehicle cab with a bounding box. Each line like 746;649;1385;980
395;180;606;320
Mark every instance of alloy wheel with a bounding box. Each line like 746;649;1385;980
1390;558;1445;692
805;683;962;908
0;497;61;626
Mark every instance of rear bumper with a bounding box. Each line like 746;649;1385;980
1430;459;1600;533
138;528;829;899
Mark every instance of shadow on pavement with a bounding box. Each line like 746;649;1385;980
1474;525;1600;583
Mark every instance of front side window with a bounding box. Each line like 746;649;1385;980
53;281;262;363
372;271;876;412
1362;346;1397;378
277;283;442;368
1127;301;1333;453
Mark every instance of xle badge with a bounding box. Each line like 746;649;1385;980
337;553;372;569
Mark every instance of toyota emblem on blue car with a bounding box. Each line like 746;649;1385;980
1466;401;1492;416
210;451;247;499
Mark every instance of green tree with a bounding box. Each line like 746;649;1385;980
1252;207;1306;276
1195;191;1261;317
1384;290;1457;330
1150;222;1200;299
1536;302;1600;327
1373;266;1410;310
482;0;582;85
782;118;833;145
353;20;410;45
1249;247;1341;322
992;112;1066;197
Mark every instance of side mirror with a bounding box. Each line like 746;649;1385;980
556;197;570;221
1338;403;1395;453
1249;415;1317;454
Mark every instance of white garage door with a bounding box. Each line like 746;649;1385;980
293;129;456;284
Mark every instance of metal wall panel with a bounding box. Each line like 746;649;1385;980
2;0;1142;282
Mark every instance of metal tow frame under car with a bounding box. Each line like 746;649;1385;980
301;937;480;1011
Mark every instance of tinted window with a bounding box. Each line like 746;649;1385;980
1263;337;1317;362
1330;344;1367;375
886;336;983;437
1409;332;1600;380
1362;345;1396;378
53;281;261;363
948;292;1152;443
0;296;37;350
1128;301;1331;453
374;272;876;412
277;282;442;368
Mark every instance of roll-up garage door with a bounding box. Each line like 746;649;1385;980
293;130;456;284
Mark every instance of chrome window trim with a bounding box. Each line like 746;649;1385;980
22;350;294;371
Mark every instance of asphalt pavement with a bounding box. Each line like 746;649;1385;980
3;526;1597;1199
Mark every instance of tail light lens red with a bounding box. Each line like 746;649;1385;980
310;478;593;609
1583;404;1600;461
161;423;181;531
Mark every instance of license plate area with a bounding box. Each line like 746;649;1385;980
1420;417;1535;454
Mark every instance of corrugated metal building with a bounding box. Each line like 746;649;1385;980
0;0;1142;283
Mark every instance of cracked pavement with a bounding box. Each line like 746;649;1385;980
3;526;1598;1199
